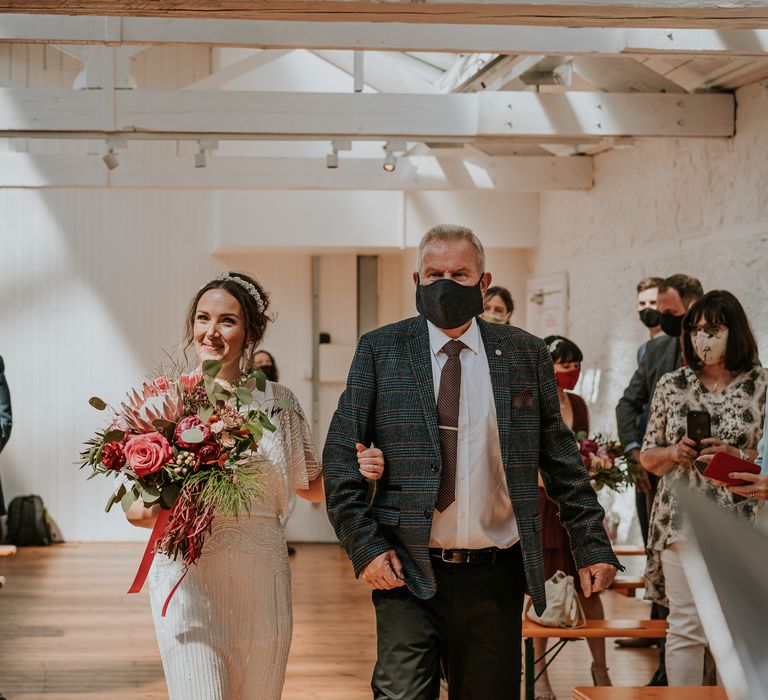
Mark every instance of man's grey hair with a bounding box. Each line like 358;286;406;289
416;224;485;273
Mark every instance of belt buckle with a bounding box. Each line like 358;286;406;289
441;549;466;564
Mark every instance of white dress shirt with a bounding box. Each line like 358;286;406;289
427;318;519;550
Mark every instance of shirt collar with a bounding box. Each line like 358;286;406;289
427;317;480;358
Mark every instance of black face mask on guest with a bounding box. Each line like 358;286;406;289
259;364;278;383
659;311;685;337
415;276;484;330
639;308;661;329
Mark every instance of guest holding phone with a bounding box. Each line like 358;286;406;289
640;290;768;685
699;390;768;500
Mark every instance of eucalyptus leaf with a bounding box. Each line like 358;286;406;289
180;427;206;444
202;359;222;378
254;369;267;392
198;405;214;423
243;422;264;443
105;484;127;513
141;489;161;505
120;489;138;513
273;399;293;411
258;414;277;432
235;386;253;406
89;396;108;411
204;373;217;405
103;429;125;444
160;483;181;509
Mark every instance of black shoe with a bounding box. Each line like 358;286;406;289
646;667;668;686
287;545;296;557
615;637;660;648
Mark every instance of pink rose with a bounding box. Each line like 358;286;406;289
124;432;173;478
174;416;211;451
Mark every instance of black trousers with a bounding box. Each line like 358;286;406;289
371;544;525;700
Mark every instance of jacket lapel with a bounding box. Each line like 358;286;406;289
408;316;441;457
479;320;511;460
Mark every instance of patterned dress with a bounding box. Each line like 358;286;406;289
642;365;768;606
148;383;320;700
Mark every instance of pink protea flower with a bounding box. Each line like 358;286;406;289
174;416;212;451
121;381;185;433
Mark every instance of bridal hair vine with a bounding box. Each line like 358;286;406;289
204;272;265;313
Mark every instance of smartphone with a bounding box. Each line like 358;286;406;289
686;410;711;452
693;458;708;474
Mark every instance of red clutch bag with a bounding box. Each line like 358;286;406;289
700;451;760;486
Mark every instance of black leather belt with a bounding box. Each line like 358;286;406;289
429;546;504;565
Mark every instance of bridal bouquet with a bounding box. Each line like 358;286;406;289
78;360;289;613
575;432;639;492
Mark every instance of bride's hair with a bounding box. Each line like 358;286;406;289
182;271;273;373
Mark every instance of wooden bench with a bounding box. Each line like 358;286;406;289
523;619;668;700
612;545;646;557
572;687;728;699
609;574;645;597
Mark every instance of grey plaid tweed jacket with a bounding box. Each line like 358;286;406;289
323;316;620;614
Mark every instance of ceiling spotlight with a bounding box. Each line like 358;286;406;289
194;139;217;169
383;152;397;172
326;151;339;169
102;148;119;170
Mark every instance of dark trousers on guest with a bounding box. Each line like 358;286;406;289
371;544;525;700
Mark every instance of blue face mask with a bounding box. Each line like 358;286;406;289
415;276;484;330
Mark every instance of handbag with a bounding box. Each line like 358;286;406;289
526;570;585;628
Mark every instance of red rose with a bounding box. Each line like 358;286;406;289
124;432;173;478
196;442;221;470
174;416;211;451
101;441;126;471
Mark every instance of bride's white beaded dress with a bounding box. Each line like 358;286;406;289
148;382;320;700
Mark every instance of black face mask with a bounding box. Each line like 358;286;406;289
415;276;484;330
259;364;278;383
659;311;684;337
639;307;661;329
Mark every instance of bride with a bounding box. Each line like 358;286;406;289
126;272;384;699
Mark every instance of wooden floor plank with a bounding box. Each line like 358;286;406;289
0;542;659;699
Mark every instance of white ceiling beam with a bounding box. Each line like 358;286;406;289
572;56;687;93
0;152;594;191
0;88;735;139
3;15;768;57
311;51;441;93
2;2;768;28
183;50;290;90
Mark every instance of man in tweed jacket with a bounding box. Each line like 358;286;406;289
324;225;619;700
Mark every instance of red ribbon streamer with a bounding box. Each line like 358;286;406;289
127;506;172;595
127;505;193;617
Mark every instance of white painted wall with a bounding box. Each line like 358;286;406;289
531;80;768;434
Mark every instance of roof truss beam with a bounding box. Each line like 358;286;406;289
0;152;594;191
2;2;768;29
0;88;733;139
3;16;768;57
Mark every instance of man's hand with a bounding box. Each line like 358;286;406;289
578;563;617;598
360;550;406;590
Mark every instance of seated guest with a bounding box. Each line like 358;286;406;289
640;290;768;685
482;285;514;325
534;336;611;700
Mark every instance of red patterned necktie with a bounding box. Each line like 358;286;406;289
435;339;466;513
